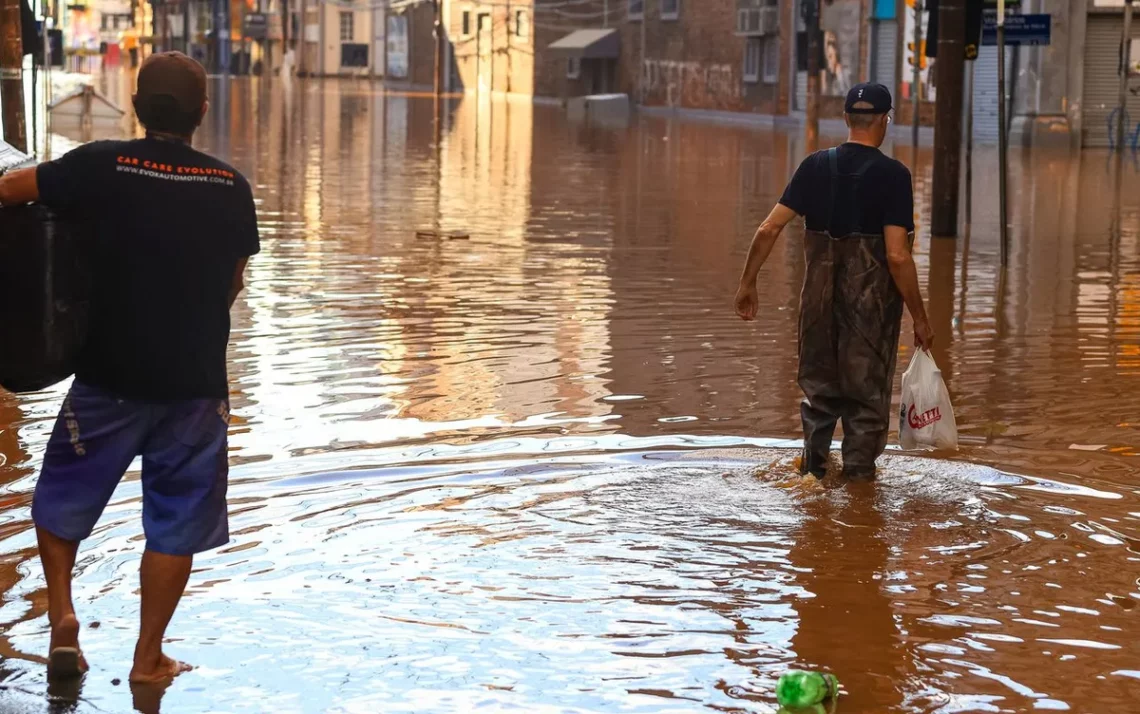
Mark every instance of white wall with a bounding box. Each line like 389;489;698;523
322;4;373;76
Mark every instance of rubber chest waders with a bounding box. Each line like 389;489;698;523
798;147;908;478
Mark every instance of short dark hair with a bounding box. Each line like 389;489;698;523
847;112;880;129
846;101;882;128
133;94;202;135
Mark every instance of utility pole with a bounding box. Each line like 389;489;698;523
1;0;27;152
298;0;307;75
282;0;290;46
996;0;1009;265
964;59;974;226
805;0;820;151
931;0;965;236
911;0;923;148
639;0;648;104
1116;0;1134;155
433;0;443;144
962;0;982;228
433;0;443;99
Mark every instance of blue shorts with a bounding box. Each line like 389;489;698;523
32;381;230;556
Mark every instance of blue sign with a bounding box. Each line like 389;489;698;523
982;13;1051;46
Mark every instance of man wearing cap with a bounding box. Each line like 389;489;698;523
734;82;934;481
0;52;257;682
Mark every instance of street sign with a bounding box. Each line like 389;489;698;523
244;13;268;39
982;13;1051;45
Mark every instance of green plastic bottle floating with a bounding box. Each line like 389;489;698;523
776;670;840;711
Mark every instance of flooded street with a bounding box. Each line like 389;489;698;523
1;76;1139;712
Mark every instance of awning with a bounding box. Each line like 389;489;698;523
547;29;620;59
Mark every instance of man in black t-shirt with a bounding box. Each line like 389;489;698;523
0;52;258;683
734;83;934;481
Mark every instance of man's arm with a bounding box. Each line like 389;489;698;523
884;225;934;350
228;257;249;308
0;168;39;207
735;203;798;321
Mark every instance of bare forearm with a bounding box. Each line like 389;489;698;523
228;258;249;308
888;256;928;324
0;168;40;206
738;221;782;287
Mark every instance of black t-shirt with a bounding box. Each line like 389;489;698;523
36;137;259;400
778;143;914;236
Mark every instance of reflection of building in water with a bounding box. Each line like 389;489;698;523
788;490;906;711
402;98;615;425
604;118;803;436
0;395;32;505
193;85;616;456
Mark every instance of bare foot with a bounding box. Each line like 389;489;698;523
129;653;192;685
47;613;88;678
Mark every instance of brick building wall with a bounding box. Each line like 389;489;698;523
531;1;616;98
616;0;789;115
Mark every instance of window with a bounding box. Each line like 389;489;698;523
567;57;581;79
341;43;369;68
661;0;679;20
339;11;354;42
743;38;761;83
462;10;471;37
515;9;529;39
628;0;643;20
762;36;779;83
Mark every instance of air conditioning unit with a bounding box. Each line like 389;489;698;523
736;3;777;36
759;6;779;34
736;8;761;35
761;6;779;34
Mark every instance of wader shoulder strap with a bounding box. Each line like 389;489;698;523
849;153;880;236
824;148;881;238
852;155;878;178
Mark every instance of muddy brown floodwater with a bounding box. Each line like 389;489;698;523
1;76;1139;713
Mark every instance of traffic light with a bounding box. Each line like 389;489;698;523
964;0;985;60
907;41;928;70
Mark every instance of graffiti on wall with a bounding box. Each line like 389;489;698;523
642;59;740;107
819;0;861;96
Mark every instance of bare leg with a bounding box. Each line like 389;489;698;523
37;526;88;677
129;550;194;684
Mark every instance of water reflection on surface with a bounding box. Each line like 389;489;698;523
0;76;1138;712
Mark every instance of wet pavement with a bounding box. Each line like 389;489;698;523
1;75;1139;713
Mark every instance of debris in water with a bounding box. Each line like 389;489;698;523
415;230;470;240
776;670;840;709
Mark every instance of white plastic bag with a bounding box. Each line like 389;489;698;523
899;350;958;451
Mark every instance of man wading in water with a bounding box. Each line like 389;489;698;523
734;83;934;480
0;53;258;682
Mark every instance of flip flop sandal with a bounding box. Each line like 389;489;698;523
48;647;84;679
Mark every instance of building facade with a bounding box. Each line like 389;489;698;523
140;0;1107;148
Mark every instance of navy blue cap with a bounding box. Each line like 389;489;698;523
844;82;892;114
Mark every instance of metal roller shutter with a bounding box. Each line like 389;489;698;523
1082;15;1140;148
871;20;898;88
971;45;1001;143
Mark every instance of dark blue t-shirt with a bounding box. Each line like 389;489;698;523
779;143;915;237
36;137;259;400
